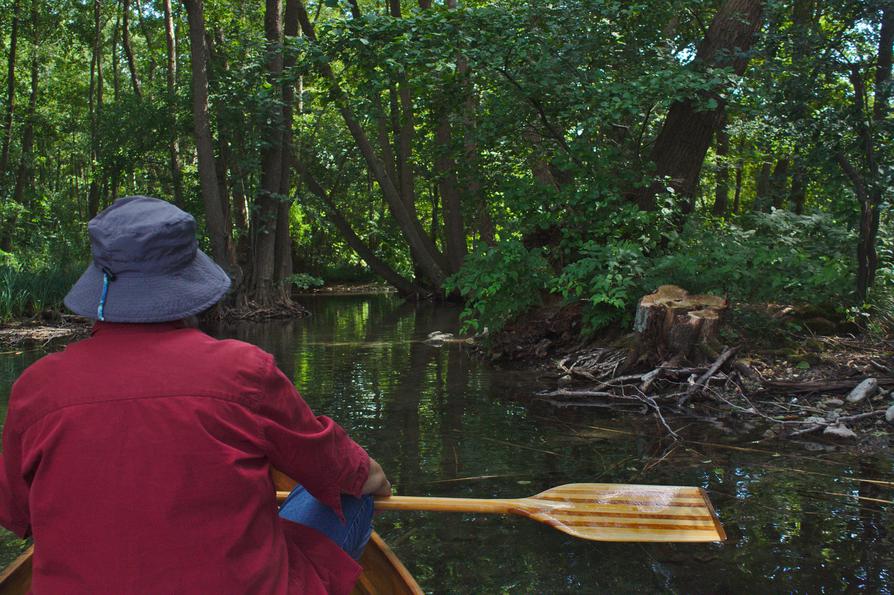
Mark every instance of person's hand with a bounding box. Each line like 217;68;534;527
361;457;392;497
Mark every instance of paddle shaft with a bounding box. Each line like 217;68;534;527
275;491;514;514
274;483;726;542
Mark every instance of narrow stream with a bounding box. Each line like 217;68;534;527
1;294;892;593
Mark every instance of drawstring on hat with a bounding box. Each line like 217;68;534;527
97;268;116;321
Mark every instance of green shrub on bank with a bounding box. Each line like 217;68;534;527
645;211;854;305
446;240;551;333
0;265;83;322
453;211;862;335
285;273;325;290
552;240;647;333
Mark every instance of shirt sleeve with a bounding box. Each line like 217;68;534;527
0;404;32;538
254;354;370;520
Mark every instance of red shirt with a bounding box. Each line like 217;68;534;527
0;321;371;594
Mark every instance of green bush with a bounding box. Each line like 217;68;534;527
452;211;861;337
284;272;325;290
645;211;855;305
552;240;647;333
446;240;551;333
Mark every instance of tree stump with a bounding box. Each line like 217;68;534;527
627;285;728;368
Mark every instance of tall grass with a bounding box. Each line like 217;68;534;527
0;265;83;322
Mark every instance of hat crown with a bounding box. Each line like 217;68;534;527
89;196;198;275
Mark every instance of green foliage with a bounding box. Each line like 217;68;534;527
452;211;862;336
0;0;889;342
645;211;855;306
552;240;647;333
284;272;325;290
445;240;551;333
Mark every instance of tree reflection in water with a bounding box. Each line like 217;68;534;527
185;295;894;591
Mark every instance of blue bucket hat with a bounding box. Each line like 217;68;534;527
64;196;232;323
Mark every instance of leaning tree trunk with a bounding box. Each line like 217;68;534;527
634;0;762;211
295;157;424;297
122;0;143;99
293;0;450;290
183;0;231;271
626;285;728;369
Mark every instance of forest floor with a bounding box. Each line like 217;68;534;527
486;301;894;452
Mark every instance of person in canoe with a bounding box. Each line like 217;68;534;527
0;196;392;594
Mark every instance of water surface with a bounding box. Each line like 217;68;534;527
1;294;892;593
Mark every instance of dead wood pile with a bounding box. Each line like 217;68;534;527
537;286;894;444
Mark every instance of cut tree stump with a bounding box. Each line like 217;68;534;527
626;285;728;368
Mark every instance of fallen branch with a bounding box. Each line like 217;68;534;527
679;346;739;407
763;376;894;394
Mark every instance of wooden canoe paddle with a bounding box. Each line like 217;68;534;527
275;483;726;543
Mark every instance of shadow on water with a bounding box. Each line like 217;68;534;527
0;294;892;592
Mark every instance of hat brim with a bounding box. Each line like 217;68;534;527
64;249;232;323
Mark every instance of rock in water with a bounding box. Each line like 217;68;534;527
886;405;894;426
846;378;878;404
823;424;857;440
822;398;844;408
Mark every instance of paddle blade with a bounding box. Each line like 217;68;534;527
520;483;726;543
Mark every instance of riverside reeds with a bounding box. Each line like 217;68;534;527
0;265;83;322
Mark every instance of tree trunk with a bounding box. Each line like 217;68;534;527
0;0;19;182
163;0;184;207
434;117;465;273
754;160;771;211
458;57;490;245
789;157;807;214
634;0;762;211
274;0;299;301
251;0;284;305
112;9;120;101
769;158;789;210
122;0;143;99
712;116;730;217
12;0;38;210
204;29;234;268
430;0;466;272
87;0;104;219
732;156;743;215
183;0;231;270
836;7;891;300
